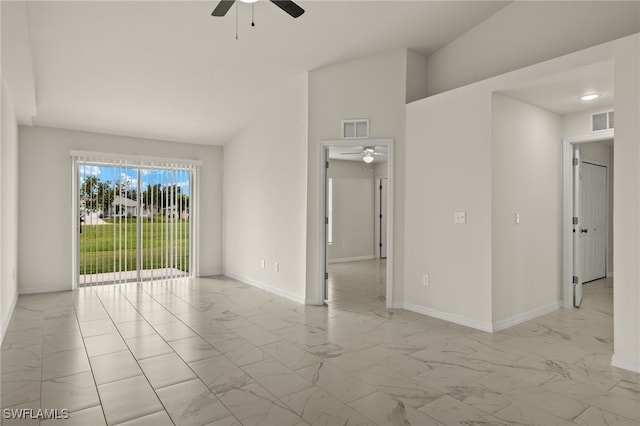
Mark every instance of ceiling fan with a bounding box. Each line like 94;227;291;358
211;0;305;19
341;147;387;163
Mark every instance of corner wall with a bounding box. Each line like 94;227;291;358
18;126;223;293
404;36;629;333
404;85;493;328
491;93;563;326
223;76;308;303
1;77;19;340
612;35;640;372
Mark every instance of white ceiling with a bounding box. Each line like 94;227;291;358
16;1;509;145
499;60;614;115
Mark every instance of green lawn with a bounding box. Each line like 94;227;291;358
79;216;189;275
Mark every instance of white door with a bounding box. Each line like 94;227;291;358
580;161;607;283
573;148;583;308
375;178;388;259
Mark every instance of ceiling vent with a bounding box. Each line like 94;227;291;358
592;110;614;132
342;119;369;139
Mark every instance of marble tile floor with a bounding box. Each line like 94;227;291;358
1;260;638;425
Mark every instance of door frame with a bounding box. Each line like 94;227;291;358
318;138;394;308
562;130;613;308
374;176;388;259
70;151;202;289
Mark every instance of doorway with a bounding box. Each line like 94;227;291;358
318;139;394;308
72;153;200;287
563;132;614;308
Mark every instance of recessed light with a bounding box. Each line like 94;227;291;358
580;93;600;101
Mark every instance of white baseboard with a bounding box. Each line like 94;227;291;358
19;285;72;295
395;300;561;333
198;270;223;277
1;289;19;344
328;255;375;264
492;301;562;333
611;354;640;373
224;273;304;305
400;302;493;333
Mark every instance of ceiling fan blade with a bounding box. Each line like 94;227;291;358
270;0;305;18
340;153;363;155
211;0;235;17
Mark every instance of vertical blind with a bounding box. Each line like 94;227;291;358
71;152;200;287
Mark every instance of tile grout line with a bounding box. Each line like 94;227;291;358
144;278;311;424
124;280;240;421
90;285;174;426
71;288;108;425
99;279;243;425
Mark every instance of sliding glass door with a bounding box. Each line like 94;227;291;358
73;154;198;286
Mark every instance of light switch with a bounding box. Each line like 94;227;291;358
454;211;466;224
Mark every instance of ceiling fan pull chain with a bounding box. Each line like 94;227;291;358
235;1;239;40
251;3;255;27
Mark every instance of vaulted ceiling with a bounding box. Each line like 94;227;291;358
3;1;509;145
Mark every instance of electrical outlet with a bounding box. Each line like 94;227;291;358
514;212;520;225
274;262;279;272
261;259;265;269
454;211;466;224
423;274;430;286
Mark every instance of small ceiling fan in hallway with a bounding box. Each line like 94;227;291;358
341;147;387;163
211;0;305;19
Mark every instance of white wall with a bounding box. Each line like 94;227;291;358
1;77;19;340
611;35;640;372
406;50;429;104
491;94;563;324
1;1;37;125
404;33;637;334
18;126;223;293
578;142;614;276
306;49;408;304
373;162;388;178
327;160;374;262
563;106;614;138
405;85;493;327
223;76;308;303
425;1;640;96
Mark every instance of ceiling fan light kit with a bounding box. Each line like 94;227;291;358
340;146;387;163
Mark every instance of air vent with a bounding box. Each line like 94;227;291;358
592;110;614;132
342;119;369;139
